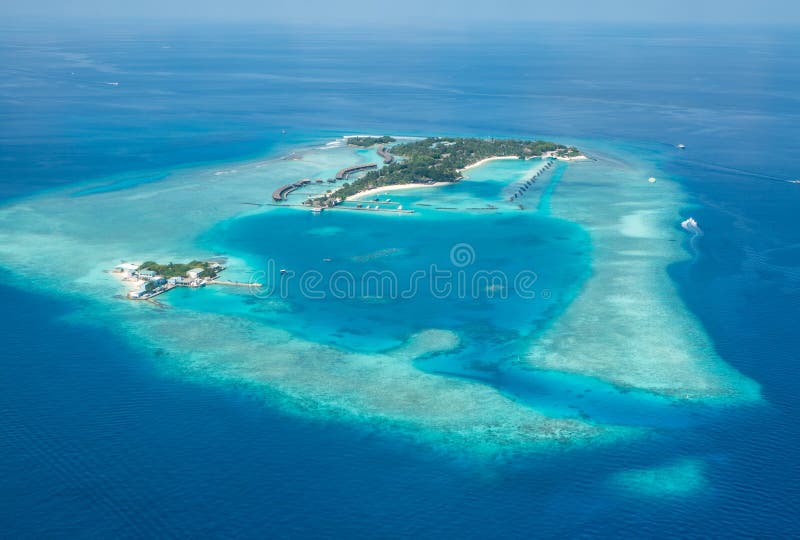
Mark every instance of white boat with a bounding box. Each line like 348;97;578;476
681;217;702;234
677;144;686;149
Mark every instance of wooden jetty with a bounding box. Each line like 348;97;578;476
330;206;414;214
272;179;312;202
209;280;264;288
376;145;394;164
508;159;555;202
354;199;401;206
335;163;378;180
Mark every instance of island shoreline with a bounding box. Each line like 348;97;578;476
458;155;520;173
345;182;451;201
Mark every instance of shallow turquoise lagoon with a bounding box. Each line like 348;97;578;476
154;155;732;431
201;204;589;352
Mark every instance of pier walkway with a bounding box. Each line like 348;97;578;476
331;206;414;214
508;159;555;202
209;280;264;288
272;179;312;202
376;145;394;164
335;163;378;180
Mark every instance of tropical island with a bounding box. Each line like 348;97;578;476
138;260;221;279
113;259;229;300
308;137;583;206
345;135;396;147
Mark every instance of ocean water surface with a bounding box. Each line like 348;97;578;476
1;22;799;537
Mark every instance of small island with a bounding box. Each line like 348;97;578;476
114;260;226;300
307;137;583;207
345;135;396;147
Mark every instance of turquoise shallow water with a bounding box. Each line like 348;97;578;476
170;157;715;430
201;162;589;351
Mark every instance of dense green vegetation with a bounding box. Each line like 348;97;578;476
316;137;579;202
139;260;219;279
346;136;396;147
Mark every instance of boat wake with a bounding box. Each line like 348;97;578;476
681;217;702;235
681;217;703;254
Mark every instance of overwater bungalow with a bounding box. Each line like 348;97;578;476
272;179;313;202
335;163;378;180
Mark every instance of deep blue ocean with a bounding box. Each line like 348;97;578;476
1;21;799;537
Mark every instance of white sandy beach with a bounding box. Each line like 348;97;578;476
345;182;451;201
457;153;588;175
540;150;589;162
458;155;519;173
345;153;562;202
110;269;146;292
